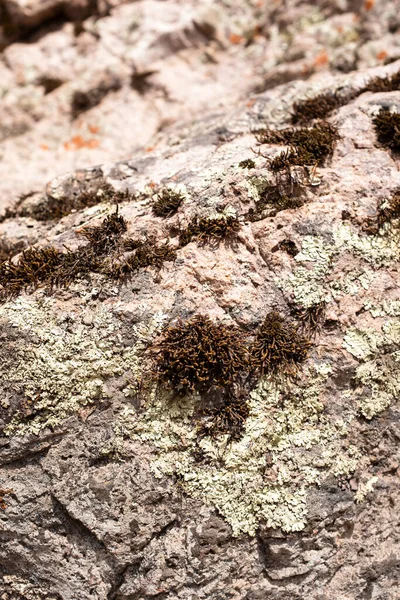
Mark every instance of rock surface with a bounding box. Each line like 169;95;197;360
1;1;400;599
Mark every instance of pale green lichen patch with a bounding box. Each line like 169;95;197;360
277;221;400;309
343;320;400;419
116;361;364;536
1;297;164;436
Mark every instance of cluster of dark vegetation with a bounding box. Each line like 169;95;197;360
291;90;355;124
109;237;177;280
238;158;256;169
197;389;250;442
71;75;122;118
152;188;185;217
0;210;176;301
179;215;240;247
23;182;132;222
290;69;400;124
0;237;26;263
373;107;400;151
362;189;400;234
152;311;313;439
271;238;299;257
246;171;306;222
257;122;339;171
365;69;400;93
130;69;157;94
291;301;327;335
152;315;249;395
250;312;311;376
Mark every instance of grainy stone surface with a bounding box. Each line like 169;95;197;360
0;2;400;599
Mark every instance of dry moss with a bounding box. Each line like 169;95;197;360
251;312;312;376
365;69;400;93
21;182;132;222
291;90;355;124
259;122;339;171
109;237;176;280
152;315;249;394
238;158;256;169
271;239;299;257
0;210;176;300
373;108;400;151
152;188;184;217
179;215;240;247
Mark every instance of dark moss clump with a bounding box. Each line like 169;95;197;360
130;69;157;94
25;183;132;222
247;172;305;222
251;311;311;376
152;189;184;217
365;69;400;93
71;76;122;118
294;302;326;335
109;237;176;280
291;90;354;124
80;211;128;253
363;190;400;234
238;158;256;169
153;315;249;394
179;215;240;247
259;122;339;170
197;389;250;442
271;239;299;257
373;108;400;150
0;210;175;301
0;247;88;301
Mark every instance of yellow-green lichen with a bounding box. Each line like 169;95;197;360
115;361;363;536
1;297;164;436
343;320;400;419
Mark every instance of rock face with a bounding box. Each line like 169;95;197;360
1;2;400;599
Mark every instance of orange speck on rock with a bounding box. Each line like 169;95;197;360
149;181;157;189
364;0;375;10
313;50;329;67
146;145;156;153
376;50;388;61
229;33;243;45
40;144;49;150
247;98;256;108
64;135;100;150
88;125;99;134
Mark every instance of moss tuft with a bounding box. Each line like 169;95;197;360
291;90;354;124
294;301;326;334
21;182;132;222
152;315;249;394
152;188;184;217
238;158;256;169
251;312;311;376
0;210;175;300
365;69;400;93
79;210;128;252
373;107;400;150
259;122;339;170
179;215;240;247
272;239;299;257
109;237;176;280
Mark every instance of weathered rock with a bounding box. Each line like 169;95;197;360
0;2;400;599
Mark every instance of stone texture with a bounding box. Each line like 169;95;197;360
0;2;400;599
